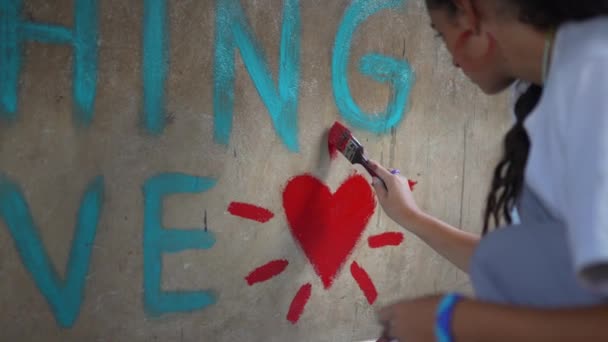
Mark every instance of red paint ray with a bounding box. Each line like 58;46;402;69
350;262;378;304
287;283;312;324
245;259;289;286
408;180;418;191
368;232;404;248
228;202;274;223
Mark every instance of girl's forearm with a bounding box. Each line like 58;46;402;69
403;212;479;272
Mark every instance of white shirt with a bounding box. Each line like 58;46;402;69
522;16;608;293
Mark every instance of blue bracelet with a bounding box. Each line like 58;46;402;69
435;293;464;342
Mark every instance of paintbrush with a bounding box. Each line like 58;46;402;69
328;121;388;191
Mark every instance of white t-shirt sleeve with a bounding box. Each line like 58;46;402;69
563;57;608;293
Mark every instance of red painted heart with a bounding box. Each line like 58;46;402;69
283;174;376;289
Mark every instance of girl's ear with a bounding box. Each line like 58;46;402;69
453;31;497;72
453;0;482;34
447;1;496;71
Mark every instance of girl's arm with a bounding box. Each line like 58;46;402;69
455;299;608;341
407;211;479;273
379;296;608;341
370;161;479;272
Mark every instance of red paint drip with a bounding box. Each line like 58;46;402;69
245;259;289;286
228;202;274;223
408;180;418;191
350;262;378;304
287;283;312;324
368;232;404;248
283;174;376;289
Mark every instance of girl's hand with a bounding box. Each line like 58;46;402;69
377;295;443;342
369;160;423;228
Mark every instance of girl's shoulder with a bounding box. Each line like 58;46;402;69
556;16;608;68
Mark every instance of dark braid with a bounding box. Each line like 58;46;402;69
484;84;540;230
426;0;608;232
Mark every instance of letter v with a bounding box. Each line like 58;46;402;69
0;175;104;328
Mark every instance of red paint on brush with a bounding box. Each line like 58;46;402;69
408;180;418;191
350;261;378;304
228;202;274;223
287;283;312;324
283;174;375;289
368;232;404;248
328;121;351;160
245;259;289;286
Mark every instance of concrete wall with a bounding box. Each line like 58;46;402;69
0;0;510;340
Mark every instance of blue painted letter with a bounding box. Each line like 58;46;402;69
214;0;301;152
143;173;217;316
0;175;104;327
143;0;168;134
0;0;98;124
332;0;414;133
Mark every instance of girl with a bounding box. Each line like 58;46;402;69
371;0;608;341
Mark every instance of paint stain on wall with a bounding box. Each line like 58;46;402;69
228;202;275;223
408;180;417;190
0;0;99;123
332;0;415;133
245;259;289;285
143;173;218;317
368;232;404;248
0;175;104;328
350;261;377;304
286;283;312;324
214;0;301;152
143;0;169;134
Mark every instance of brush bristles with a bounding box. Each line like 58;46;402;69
328;121;351;153
328;121;364;164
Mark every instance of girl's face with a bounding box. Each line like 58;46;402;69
428;6;514;94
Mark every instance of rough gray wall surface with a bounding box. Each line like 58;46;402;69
0;0;509;341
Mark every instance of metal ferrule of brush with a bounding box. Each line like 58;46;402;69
343;137;364;163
